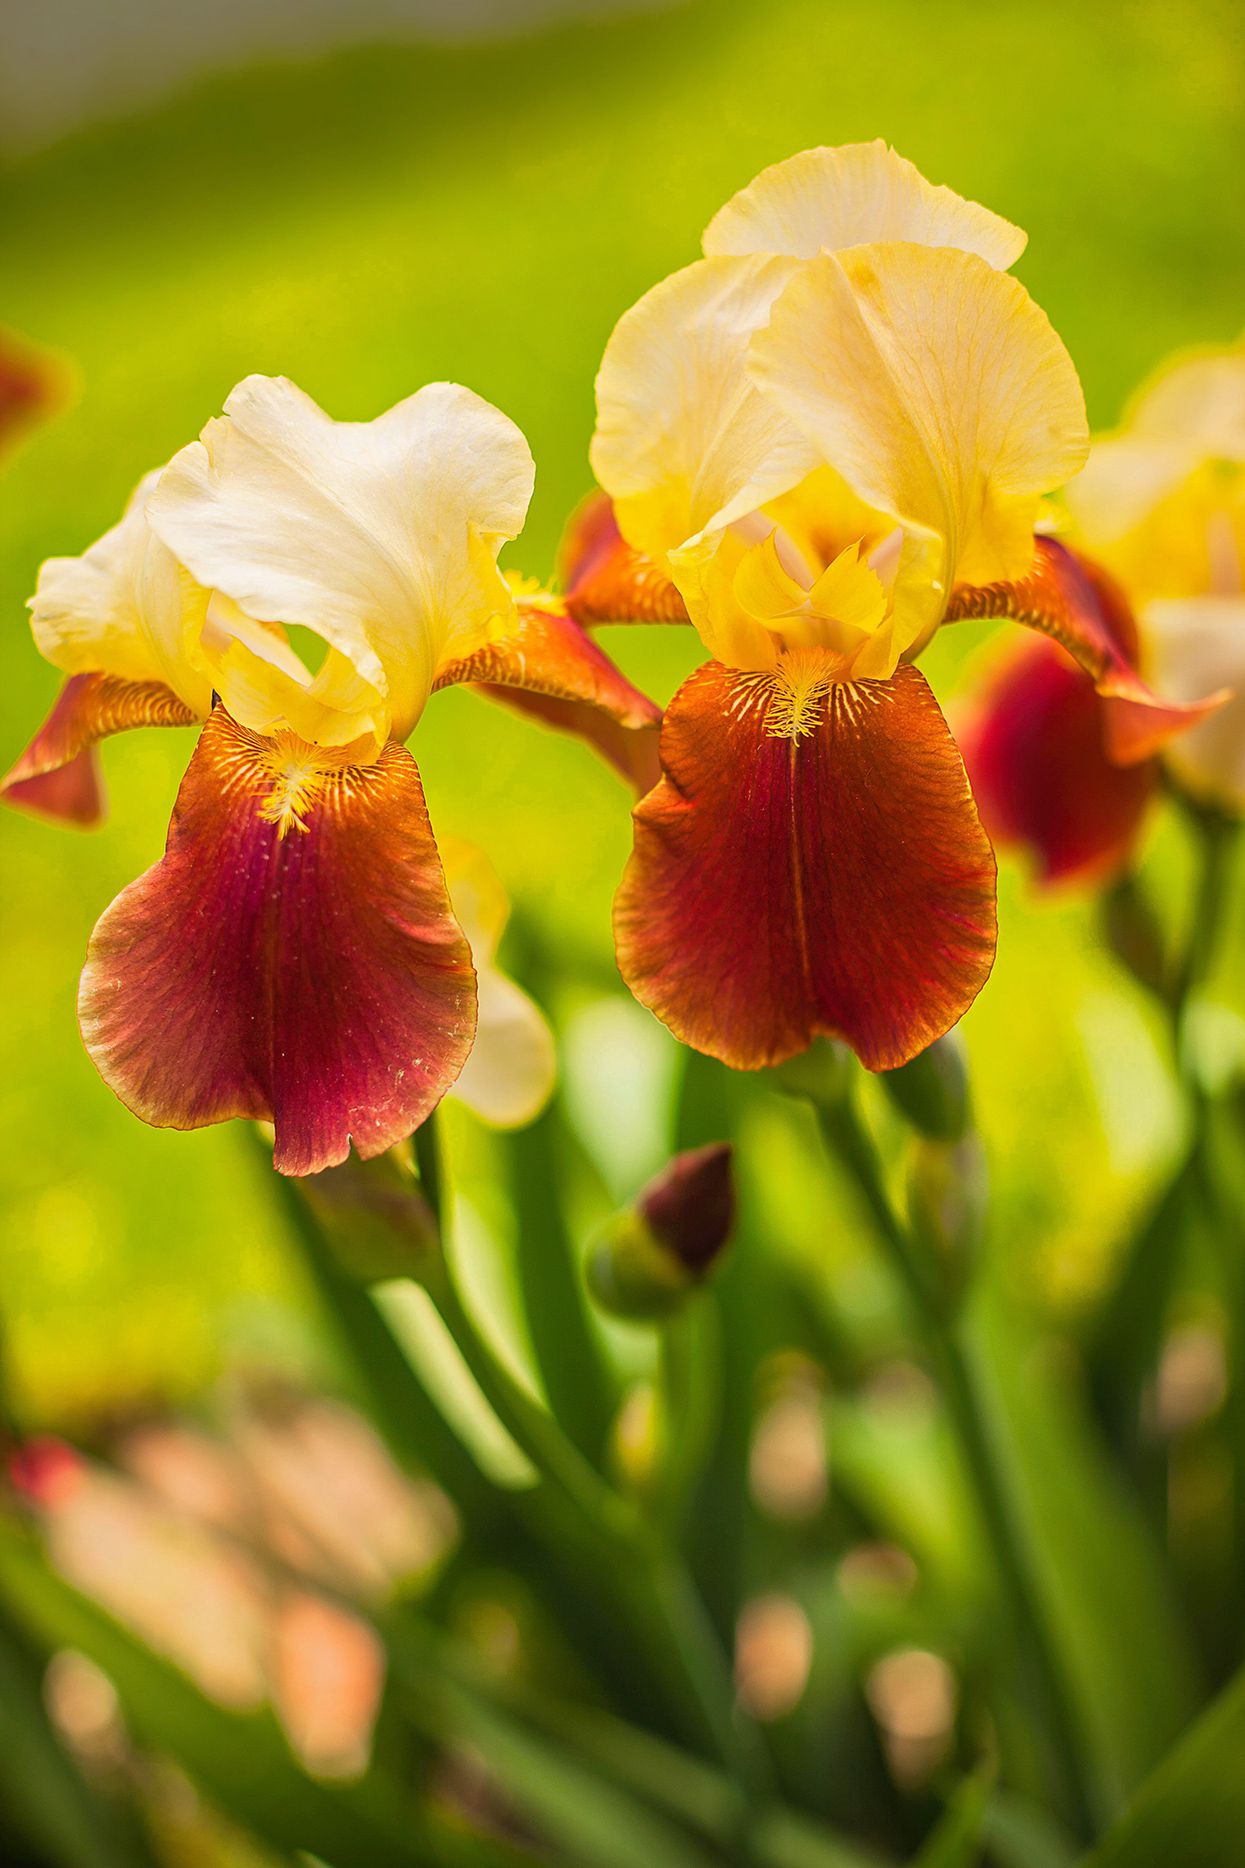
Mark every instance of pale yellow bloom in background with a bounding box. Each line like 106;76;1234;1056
442;838;557;1129
591;141;1088;685
1068;340;1245;808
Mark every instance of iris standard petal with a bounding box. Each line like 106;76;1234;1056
440;839;556;1129
702;140;1027;269
750;243;1089;660
148;376;535;746
589;255;817;577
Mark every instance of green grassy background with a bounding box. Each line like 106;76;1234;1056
1;0;1243;1426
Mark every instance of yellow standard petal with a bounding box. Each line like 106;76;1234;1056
749;242;1088;663
702;140;1027;269
589;255;818;576
441;840;556;1130
1067;340;1245;602
1143;596;1245;809
148;376;535;747
30;471;213;716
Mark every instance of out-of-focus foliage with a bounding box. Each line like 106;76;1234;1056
1;7;1245;1864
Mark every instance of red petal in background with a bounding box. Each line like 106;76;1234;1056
959;635;1156;889
615;660;997;1071
559;491;689;626
945;538;1225;763
79;708;476;1176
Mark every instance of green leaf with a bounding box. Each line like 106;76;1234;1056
977;1301;1201;1817
913;1770;992;1868
0;1528;433;1868
1080;1663;1245;1868
0;1607;160;1868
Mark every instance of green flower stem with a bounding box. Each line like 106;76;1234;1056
415;1115;771;1802
1166;805;1244;1622
812;1095;1100;1841
657;1299;722;1536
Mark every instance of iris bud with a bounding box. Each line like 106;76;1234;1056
302;1146;440;1282
771;1039;854;1106
587;1143;735;1321
880;1035;970;1143
905;1135;987;1317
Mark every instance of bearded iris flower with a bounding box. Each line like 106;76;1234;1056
568;141;1220;1070
3;376;657;1173
962;339;1245;884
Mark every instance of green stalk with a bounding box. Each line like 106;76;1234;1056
422;1232;768;1795
1165;804;1244;1633
657;1299;722;1536
812;1095;1099;1840
415;1113;770;1802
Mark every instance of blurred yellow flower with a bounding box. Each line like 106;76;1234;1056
1068;340;1245;808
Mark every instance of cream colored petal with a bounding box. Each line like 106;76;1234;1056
1145;596;1245;808
750;243;1088;649
440;838;556;1129
1067;343;1245;562
30;472;212;715
452;967;556;1129
589;256;818;573
703;141;1027;269
1127;344;1245;451
148;376;534;744
1064;437;1193;550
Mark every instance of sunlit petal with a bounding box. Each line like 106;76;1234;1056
703;140;1027;269
615;661;996;1071
590;256;817;576
2;672;197;825
750;243;1089;659
30;471;213;714
149;376;534;745
945;539;1228;763
1144;597;1245;808
79;707;476;1176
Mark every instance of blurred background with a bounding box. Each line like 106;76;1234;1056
1;0;1243;1494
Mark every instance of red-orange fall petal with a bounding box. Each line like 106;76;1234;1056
945;538;1225;764
79;707;476;1177
2;673;197;826
615;661;997;1072
435;597;662;787
959;635;1156;889
559;492;689;626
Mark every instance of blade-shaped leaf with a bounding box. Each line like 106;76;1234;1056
1081;1663;1245;1868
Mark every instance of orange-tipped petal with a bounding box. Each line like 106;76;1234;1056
479;686;662;794
945;538;1226;764
559;494;689;626
959;636;1156;889
79;708;476;1177
435;597;661;786
2;673;197;825
615;661;996;1071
